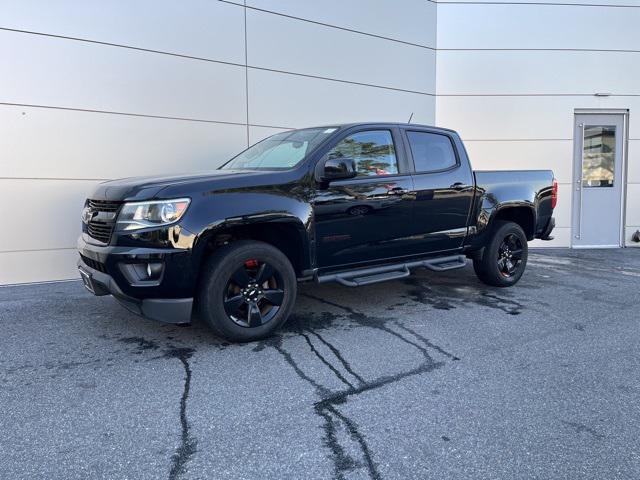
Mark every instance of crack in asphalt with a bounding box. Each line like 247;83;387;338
560;420;606;440
395;324;460;361
300;331;356;389
323;403;382;480
164;347;197;480
308;329;367;386
117;338;198;479
254;294;461;480
407;277;526;315
112;286;462;479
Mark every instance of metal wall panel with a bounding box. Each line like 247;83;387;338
247;10;435;94
627;140;640;184
248;126;290;146
437;96;640;140
437;51;640;95
529;227;571;248
0;0;245;64
249;69;435;129
553;184;572;229
0;30;247;123
0;179;101;252
0;105;247;179
463;140;573;183
0;250;80;284
246;0;436;47
440;1;639;5
625;184;640;226
437;3;640;50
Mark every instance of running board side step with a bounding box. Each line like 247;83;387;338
317;255;467;287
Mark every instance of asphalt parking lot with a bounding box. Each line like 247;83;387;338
1;248;640;480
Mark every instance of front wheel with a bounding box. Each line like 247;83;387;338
198;240;297;342
473;221;528;287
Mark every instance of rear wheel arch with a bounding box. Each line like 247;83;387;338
492;206;536;240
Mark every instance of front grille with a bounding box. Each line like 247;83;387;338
86;199;122;244
80;254;107;273
87;221;114;243
88;199;121;212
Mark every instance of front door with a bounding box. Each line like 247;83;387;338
572;114;625;247
312;128;414;268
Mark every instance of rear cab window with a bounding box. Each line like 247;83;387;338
406;131;458;173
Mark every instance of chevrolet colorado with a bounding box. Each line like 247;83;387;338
78;123;557;341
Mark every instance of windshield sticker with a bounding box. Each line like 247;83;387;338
323;128;337;134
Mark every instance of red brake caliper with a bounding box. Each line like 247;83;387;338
244;259;259;268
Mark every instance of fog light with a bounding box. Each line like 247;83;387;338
119;262;164;286
146;262;163;278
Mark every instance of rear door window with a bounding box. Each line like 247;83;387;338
406;131;457;173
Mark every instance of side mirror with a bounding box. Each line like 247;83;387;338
321;157;357;181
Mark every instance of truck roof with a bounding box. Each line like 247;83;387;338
304;122;459;135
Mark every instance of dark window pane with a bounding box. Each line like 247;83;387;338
582;125;615;188
407;131;457;172
328;130;398;177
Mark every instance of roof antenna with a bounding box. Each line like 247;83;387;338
407;112;414;123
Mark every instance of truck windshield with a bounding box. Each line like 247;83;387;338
221;127;338;170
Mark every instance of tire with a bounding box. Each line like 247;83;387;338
198;240;297;342
473;221;528;287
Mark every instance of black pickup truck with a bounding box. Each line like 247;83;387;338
78;123;556;341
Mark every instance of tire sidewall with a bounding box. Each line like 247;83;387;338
199;241;297;342
481;222;528;287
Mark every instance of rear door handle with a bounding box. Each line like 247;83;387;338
450;182;468;191
387;187;409;195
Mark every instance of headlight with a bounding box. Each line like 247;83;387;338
116;198;190;231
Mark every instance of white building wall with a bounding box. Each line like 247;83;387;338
0;0;437;284
435;0;640;248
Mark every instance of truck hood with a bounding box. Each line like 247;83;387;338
89;169;265;201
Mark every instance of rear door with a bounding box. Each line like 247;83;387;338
312;127;415;268
403;128;474;253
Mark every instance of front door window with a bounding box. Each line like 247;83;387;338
327;130;398;177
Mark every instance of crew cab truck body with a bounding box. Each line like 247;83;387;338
78;123;556;341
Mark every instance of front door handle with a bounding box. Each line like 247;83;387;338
387;187;409;195
450;182;468;191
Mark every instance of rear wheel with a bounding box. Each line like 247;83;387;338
198;240;297;342
473;221;528;287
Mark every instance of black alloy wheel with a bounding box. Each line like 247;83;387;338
497;233;524;278
198;240;297;342
223;259;285;328
473;220;528;287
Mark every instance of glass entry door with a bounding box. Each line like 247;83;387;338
572;113;625;247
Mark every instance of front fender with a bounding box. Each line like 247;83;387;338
182;191;314;269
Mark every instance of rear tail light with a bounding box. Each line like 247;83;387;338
551;179;558;209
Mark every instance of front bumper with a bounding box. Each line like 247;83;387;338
77;236;194;324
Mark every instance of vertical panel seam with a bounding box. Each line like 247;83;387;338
244;0;250;146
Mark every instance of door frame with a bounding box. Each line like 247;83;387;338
572;108;629;248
